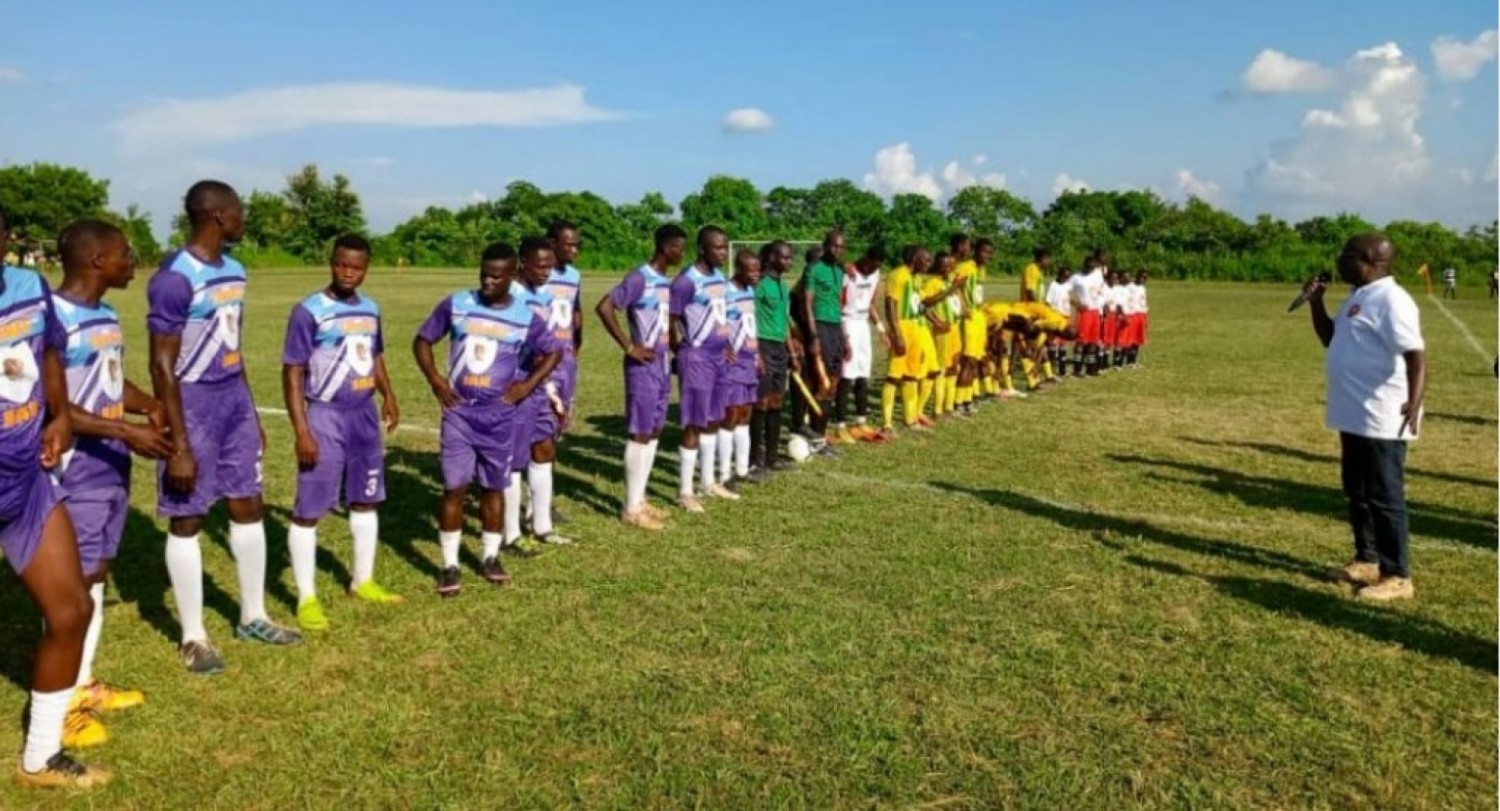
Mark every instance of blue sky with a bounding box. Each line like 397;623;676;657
0;0;1494;234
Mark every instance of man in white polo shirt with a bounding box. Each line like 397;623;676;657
1304;233;1426;601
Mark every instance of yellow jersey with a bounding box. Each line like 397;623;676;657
982;301;1015;328
1013;301;1070;333
1021;263;1043;301
884;265;924;323
954;259;985;313
921;276;954;325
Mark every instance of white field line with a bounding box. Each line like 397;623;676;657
1427;295;1491;362
255;406;440;435
819;470;1492;557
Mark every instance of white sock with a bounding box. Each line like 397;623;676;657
439;530;461;568
624;441;649;512
717;428;734;483
165;533;206;643
287;523;318;601
22;689;71;772
503;472;522;544
679;447;698;497
481;531;503;560
698;433;718;492
528;461;554;537
733;425;752;477
228;521;268;625
76;583;104;688
349;510;378;587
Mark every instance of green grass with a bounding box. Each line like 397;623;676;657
0;269;1494;809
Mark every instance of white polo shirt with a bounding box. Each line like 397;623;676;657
1325;276;1424;440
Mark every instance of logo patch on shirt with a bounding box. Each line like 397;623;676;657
1348;304;1362;318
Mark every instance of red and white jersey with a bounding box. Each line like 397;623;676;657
1044;280;1073;315
1070;268;1108;311
842;270;880;321
1135;285;1149;314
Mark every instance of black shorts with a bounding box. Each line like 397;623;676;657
812;322;845;391
758;340;789;398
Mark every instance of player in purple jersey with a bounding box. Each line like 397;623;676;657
148;181;301;677
52;221;173;753
719;250;763;486
414;243;561;596
0;205;112;790
282;235;403;633
542;220;585;526
596;223;687;531
669;226;739;512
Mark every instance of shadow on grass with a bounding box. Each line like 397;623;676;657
1179;436;1499;490
1423;411;1497;428
1112;453;1497;551
111;505;241;646
1124;555;1497;675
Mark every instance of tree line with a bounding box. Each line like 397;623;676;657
1;162;1494;284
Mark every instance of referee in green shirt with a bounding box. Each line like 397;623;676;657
799;230;848;452
750;240;799;473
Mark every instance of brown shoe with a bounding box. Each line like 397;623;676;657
1330;560;1381;586
642;502;670;522
621;508;665;531
1357;576;1414;602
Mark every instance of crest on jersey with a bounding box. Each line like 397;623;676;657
100;346;125;400
0;342;38;403
346;334;375;377
1348;304;1362;318
462;336;498;374
217;304;243;350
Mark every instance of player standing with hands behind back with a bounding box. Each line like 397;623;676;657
1305;234;1426;601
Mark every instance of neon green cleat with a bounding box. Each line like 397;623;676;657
350;580;404;604
296;596;330;632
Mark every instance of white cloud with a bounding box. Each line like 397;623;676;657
1174;169;1222;202
863;142;943;200
1242;49;1337;93
941;159;1006;191
1431;30;1497;81
722;107;774;134
0;66;23;83
112;82;621;154
1052;173;1090;196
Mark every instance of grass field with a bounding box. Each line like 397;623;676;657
0;268;1494;809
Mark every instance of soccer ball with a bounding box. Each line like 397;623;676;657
787;434;812;463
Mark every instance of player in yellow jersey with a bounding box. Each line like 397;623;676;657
922;252;962;420
1010;300;1075;387
1020;248;1052;303
950;234;991;417
880;246;937;433
981;300;1026;397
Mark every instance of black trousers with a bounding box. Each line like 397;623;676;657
1339;432;1410;578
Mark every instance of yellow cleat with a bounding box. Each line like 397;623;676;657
62;709;107;750
73;680;145;714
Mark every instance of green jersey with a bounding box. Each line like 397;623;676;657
805;260;845;324
754;275;791;341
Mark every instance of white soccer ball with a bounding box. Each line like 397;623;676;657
787;434;812;463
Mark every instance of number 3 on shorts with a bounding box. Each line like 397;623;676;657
364;469;380;498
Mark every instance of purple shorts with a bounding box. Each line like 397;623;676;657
724;351;759;409
440;403;516;492
293;402;385;521
677;347;727;429
65;485;127;578
556;350;579;406
624;358;669;437
0;469;63;576
529;379;569;447
157;378;263;518
512;390;541;465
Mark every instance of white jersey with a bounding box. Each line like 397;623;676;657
1120;283;1142;315
842;270;880;321
1137;285;1149;313
1044;280;1073;315
1109;285;1130;312
1071;268;1108;311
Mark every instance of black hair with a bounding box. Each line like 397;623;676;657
901;245;920;265
948;233;970;252
520;236;554;259
804;245;823;266
545;219;578;240
184;180;238;227
58;219;124;268
480;242;517;263
758;240;787;265
1033;247;1051;262
821;230;843;252
974;238;994;251
331;233;371;260
734;248;758;269
933;251;951;269
654;223;687;252
861;245;886;264
696;225;726;249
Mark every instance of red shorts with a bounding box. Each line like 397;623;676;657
1127;313;1147;347
1102;312;1120;346
1076;309;1103;345
1140;313;1149;344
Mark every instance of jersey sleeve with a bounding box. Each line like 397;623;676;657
1385;291;1425;354
373;311;385;356
38;276;65;353
527;309;562;357
668;273;692;317
416;297;453;345
608;270;645;312
281;304;317;366
146;268;193;336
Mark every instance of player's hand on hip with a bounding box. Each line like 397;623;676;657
39;419;70;470
166;449;197;494
430;379;461;410
627;344;656;364
891;336;906;357
124;422;174;460
502;382;532;406
294;430;320;468
382;398;400;434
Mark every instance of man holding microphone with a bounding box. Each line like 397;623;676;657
1303;234;1426;601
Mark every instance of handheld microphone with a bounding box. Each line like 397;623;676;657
1288;272;1332;313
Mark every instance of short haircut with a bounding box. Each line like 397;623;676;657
948;233;971;252
734;248;758;269
520;236;554;259
805;245;823;266
901;245;920;265
933;251;950;268
861;245;886;264
696;225;726;249
1033;247;1051;262
654;223;687;252
821;229;843;251
545;219;578;239
758;240;788;265
184;180;238;227
58;219;123;268
974;238;994;251
480;242;517;263
331;233;371;260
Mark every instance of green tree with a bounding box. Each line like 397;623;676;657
764;186;818;238
679;176;766;238
281;165;367;261
244;190;293;251
0;163;109;247
806;180;885;246
108;203;163;266
616;192;674;236
877;194;950;260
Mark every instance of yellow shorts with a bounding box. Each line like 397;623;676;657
961;314;987;360
887;321;931;379
938;329;962;370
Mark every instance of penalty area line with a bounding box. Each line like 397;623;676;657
1427;295;1490;362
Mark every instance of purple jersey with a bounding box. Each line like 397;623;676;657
542;263;582;347
146;250;247;384
670;265;730;351
282;290;384;407
0;267;65;483
727;279;759;380
52;292;130;492
417;289;557;407
607;265;671;367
